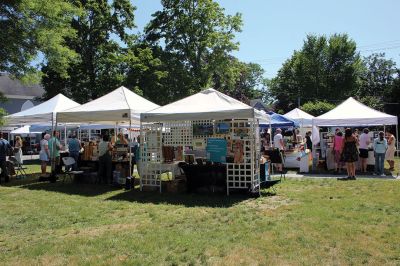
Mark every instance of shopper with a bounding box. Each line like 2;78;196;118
14;136;23;164
39;133;51;176
333;130;343;174
373;131;388;176
48;131;62;181
358;128;370;173
340;128;359;180
98;135;113;184
273;128;284;172
0;132;12;183
116;132;128;145
68;134;81;170
385;131;396;171
305;131;312;151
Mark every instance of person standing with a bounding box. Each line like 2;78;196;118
305;131;312;151
48;131;62;180
14;136;23;165
273;128;284;172
39;133;51;176
340;128;359;180
98;135;113;184
333;130;344;174
385;131;396;171
0;132;12;183
68;134;81;170
373;131;388;177
358;128;370;173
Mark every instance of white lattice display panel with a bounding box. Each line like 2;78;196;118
139;118;261;195
140;123;163;192
163;121;193;146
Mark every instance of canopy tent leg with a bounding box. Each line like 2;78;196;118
64;124;67;147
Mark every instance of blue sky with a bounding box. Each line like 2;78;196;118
133;0;400;78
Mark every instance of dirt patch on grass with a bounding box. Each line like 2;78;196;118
243;196;295;211
63;223;138;238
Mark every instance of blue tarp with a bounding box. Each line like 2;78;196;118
260;112;299;128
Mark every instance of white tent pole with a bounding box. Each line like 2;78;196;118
269;123;272;147
64;124;67;147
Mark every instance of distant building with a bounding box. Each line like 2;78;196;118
0;73;45;115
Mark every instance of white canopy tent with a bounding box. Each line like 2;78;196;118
10;125;41;135
5;94;80;125
313;97;398;127
284;108;314;127
312;97;398;169
140;88;270;195
57;86;160;125
141;88;270;123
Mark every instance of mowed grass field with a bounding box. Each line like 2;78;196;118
0;159;399;265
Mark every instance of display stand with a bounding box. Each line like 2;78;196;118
140;119;260;195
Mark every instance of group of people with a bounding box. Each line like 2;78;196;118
333;128;396;180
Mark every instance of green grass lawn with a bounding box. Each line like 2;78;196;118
0;160;399;265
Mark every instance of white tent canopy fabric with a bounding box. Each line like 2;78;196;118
313;97;398;126
10;125;41;135
284;108;314;127
5;94;80;125
57;86;159;124
141;88;270;123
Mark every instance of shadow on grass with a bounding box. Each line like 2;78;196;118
3;177;121;197
106;188;251;208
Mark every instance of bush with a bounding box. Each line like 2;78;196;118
301;101;336;116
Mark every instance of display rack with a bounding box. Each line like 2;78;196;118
140;118;260;195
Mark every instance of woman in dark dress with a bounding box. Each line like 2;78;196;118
341;128;359;180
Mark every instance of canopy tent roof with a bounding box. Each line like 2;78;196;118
313;97;398;126
10;125;41;135
259;111;299;128
5;94;80;125
284;108;314;127
141;88;270;123
57;86;160;124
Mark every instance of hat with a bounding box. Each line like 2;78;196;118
276;128;282;132
44;134;51;140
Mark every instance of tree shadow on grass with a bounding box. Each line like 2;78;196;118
106;188;252;208
9;179;121;197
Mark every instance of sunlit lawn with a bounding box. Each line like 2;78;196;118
0;158;399;265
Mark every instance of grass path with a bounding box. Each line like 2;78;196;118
1;173;399;265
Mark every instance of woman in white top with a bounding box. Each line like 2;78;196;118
14;136;23;164
39;133;51;176
358;128;370;173
385;131;396;171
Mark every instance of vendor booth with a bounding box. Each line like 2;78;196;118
57;86;160;183
140;88;270;195
312;97;398;170
4;94;80;125
284;108;314;128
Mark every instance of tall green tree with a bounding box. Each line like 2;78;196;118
357;53;397;110
0;0;80;79
268;34;363;112
144;0;242;97
41;0;136;102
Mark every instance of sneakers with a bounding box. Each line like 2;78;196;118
380;174;386;177
373;173;377;176
348;176;356;180
337;176;350;181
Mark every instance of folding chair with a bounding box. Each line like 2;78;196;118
8;157;27;179
61;157;84;183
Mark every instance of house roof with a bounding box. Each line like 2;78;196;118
0;73;45;98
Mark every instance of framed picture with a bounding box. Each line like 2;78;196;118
193;124;213;136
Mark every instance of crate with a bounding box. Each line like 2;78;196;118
166;179;186;193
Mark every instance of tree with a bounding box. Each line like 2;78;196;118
0;0;80;78
41;0;136;103
357;53;397;111
144;0;242;96
301;101;336;116
268;34;363;113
